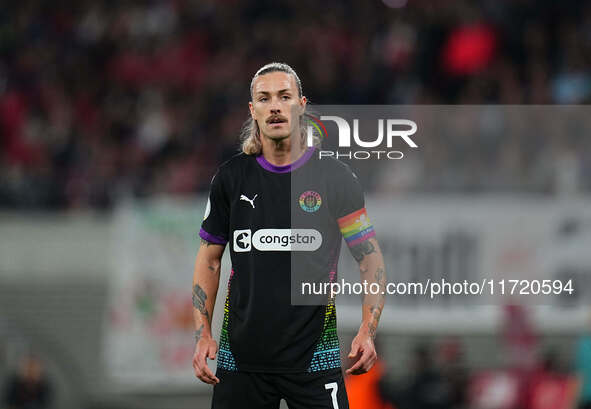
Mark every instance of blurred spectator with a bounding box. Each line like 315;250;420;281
392;344;454;409
502;304;538;409
469;370;520;409
438;337;469;409
2;354;53;409
526;349;578;409
502;304;537;372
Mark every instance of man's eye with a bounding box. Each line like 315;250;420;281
282;95;291;100
259;97;268;102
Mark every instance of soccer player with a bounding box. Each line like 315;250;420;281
192;62;386;409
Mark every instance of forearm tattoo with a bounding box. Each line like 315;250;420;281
368;320;377;339
367;267;385;340
192;284;210;323
368;304;382;339
375;267;386;286
194;324;204;341
350;240;376;263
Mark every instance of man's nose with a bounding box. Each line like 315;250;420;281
269;96;282;113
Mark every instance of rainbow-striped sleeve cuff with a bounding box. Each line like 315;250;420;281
337;208;376;247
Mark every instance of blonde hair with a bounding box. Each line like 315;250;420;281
240;62;321;155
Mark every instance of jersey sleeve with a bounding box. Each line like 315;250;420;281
332;166;376;248
199;171;229;245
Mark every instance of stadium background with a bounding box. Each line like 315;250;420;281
1;1;590;408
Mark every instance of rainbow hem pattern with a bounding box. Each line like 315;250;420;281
337;208;375;247
307;297;341;372
217;269;238;371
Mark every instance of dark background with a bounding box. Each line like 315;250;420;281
1;0;590;210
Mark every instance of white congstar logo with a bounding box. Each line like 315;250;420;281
240;194;258;208
232;229;322;252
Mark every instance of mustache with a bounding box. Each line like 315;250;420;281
266;115;288;123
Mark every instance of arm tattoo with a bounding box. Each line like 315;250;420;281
194;324;204;341
375;267;386;286
368;321;377;339
200;238;214;247
350;240;376;263
192;284;210;323
367;267;385;340
370;304;383;323
368;305;382;340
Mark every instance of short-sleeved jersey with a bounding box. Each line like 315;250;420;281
200;147;374;373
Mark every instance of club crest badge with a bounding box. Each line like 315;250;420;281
299;190;322;213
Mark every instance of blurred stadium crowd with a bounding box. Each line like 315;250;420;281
1;0;590;209
345;304;585;409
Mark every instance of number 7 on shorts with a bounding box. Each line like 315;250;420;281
325;382;339;409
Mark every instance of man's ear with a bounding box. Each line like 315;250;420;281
248;101;255;119
299;96;307;114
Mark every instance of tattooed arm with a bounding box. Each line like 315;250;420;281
346;237;386;375
192;238;224;385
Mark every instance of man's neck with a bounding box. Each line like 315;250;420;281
260;134;306;166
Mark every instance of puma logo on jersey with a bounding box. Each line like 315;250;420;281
240;194;258;208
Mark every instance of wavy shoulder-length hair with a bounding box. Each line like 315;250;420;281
240;62;321;155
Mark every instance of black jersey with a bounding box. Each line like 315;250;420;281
200;147;374;373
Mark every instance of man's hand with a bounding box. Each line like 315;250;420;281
192;336;220;384
346;328;377;375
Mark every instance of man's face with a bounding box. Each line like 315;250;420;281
249;71;306;142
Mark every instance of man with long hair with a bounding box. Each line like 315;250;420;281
192;62;386;409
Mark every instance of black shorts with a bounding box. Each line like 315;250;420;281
211;367;349;409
